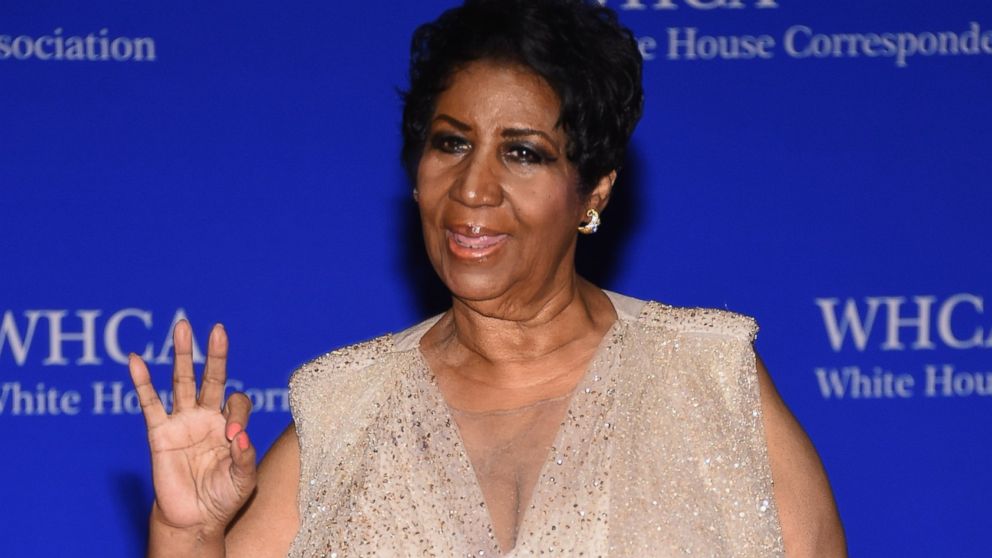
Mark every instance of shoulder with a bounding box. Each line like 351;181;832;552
287;335;396;429
287;332;415;458
288;315;441;420
621;295;758;343
624;300;762;404
289;334;395;393
288;312;441;386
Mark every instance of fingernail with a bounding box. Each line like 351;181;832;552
226;423;242;440
237;432;249;450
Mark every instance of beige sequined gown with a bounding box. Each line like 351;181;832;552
288;291;784;557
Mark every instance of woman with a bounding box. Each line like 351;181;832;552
130;0;845;556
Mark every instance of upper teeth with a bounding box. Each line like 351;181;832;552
453;232;505;249
470;225;481;235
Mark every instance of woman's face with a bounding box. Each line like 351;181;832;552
416;60;604;311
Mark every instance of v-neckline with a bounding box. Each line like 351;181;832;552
412;317;625;555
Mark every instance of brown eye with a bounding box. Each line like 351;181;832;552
506;144;545;165
431;134;470;154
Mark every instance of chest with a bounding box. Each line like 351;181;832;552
289;326;785;557
452;395;572;551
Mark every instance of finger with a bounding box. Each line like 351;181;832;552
229;431;258;499
198;323;229;409
223;392;253;441
127;353;167;428
171;319;197;412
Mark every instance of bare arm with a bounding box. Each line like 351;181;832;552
756;353;847;557
225;422;301;556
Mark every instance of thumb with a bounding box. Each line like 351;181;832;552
229;430;257;498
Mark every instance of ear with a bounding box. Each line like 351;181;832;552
585;170;617;212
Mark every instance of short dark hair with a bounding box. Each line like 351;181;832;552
401;0;644;194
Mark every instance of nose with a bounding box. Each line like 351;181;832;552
449;152;503;207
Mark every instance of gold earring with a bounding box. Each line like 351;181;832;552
577;208;600;234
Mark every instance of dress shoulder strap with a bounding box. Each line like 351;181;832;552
636;301;759;342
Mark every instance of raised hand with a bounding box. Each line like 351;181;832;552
128;320;256;550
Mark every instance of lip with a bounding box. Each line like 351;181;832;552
445;224;509;260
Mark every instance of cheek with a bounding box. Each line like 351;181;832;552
415;166;447;219
508;179;582;231
415;198;450;267
416;147;458;180
417;201;444;244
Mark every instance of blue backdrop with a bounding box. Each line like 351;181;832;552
2;1;990;556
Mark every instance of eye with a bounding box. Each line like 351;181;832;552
430;133;470;154
505;144;547;165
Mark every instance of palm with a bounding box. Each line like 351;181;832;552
129;321;256;534
148;408;238;527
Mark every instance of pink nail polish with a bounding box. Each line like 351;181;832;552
226;423;241;440
237;432;249;450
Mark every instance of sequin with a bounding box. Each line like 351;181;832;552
287;291;784;556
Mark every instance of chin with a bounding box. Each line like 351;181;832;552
440;271;511;303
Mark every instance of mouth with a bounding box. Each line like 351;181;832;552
445;225;509;259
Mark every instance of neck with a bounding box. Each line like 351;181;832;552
429;276;617;390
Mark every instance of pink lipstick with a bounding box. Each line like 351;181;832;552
445;224;508;259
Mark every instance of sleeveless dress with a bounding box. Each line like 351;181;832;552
287;292;784;557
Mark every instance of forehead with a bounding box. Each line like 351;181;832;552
434;60;562;132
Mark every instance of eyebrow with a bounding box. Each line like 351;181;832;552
432;114;471;131
432;114;556;146
502;127;555;145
